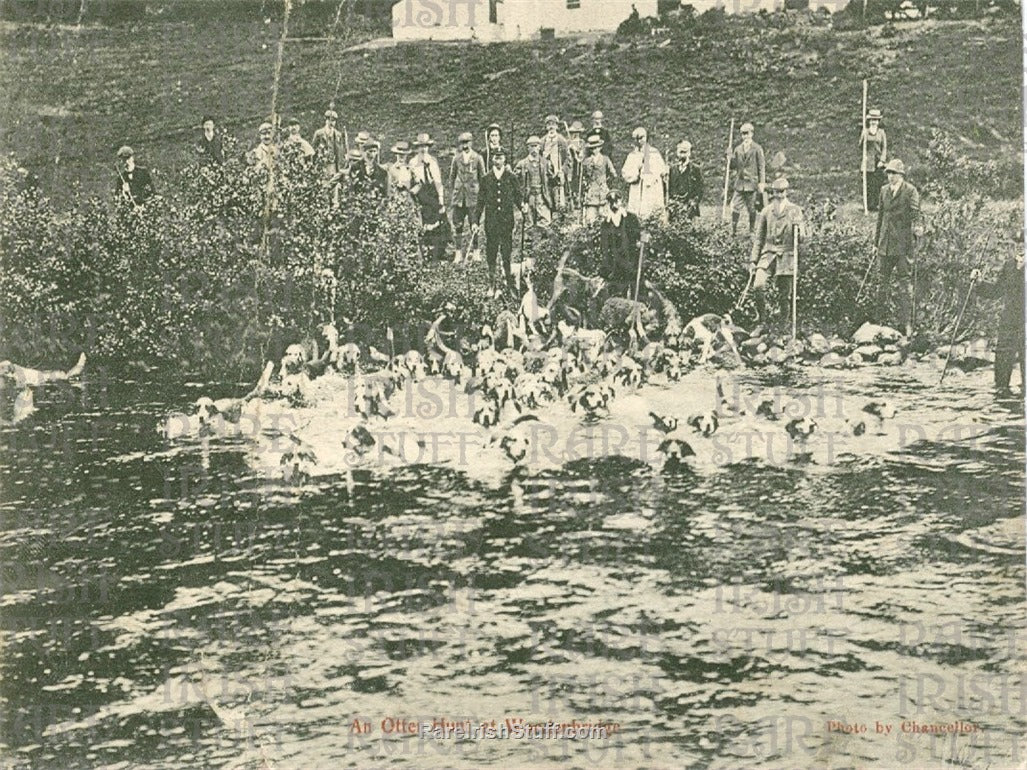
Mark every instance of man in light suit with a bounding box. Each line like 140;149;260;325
621;126;667;221
874;159;922;336
449;131;486;264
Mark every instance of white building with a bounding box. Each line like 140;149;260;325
392;0;660;42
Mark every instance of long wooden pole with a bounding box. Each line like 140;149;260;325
791;224;799;342
721;118;734;221
861;79;869;215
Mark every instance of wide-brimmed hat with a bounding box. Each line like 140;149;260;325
346;148;363;161
770;176;789;192
586;135;605;149
414;132;435;146
884;159;906;175
568;121;584;133
526;135;541;146
116;145;134;158
867;108;882;120
391;141;411;154
355;130;370;145
458;131;473;143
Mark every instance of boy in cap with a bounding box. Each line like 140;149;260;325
750;177;806;327
874;158;921;336
621;127;667;221
114;145;156;207
600;189;642;299
516;136;551;226
449;131;486;264
668;140;703;220
581;134;616;225
860;108;887;212
313;109;345;177
728;121;766;235
475;146;523;297
196;116;224;166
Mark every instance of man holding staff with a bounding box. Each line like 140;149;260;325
622;127;667;221
860;108;888;213
728;121;766;236
750;177;806;329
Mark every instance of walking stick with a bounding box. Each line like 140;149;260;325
577;148;585;225
855;248;877;303
861;79;869;215
734;266;756;312
721;118;734;221
344;127;350;155
939;237;991;384
791;223;799;343
634;232;648;304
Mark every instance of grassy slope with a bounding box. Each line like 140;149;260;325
0;15;1021;206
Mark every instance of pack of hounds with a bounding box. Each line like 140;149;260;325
157;260;899;476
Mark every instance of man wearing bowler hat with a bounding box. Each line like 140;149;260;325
475;146;523;297
668;140;703;220
449;131;486;264
750;177;806;328
874;158;922;336
313;109;345;178
581;134;616;225
114;145;156;207
860;108;888;212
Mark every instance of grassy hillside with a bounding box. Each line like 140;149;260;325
0;12;1021;205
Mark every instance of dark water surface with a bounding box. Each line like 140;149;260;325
1;366;1024;769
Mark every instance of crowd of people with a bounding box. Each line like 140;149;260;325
110;104;1023;394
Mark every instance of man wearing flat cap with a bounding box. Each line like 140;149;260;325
282;117;315;164
541;114;571;215
249;121;278;170
860;108;888;212
622;127;667;221
750;177;806;327
114;145;156;207
475;146;523;297
313;109;345;178
350;136;388;199
516;136;551;227
874;158;921;336
581;134;616;225
449;131;486;264
668;140;703;220
728;121;766;236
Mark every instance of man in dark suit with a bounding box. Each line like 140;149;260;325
114;146;155;207
589;110;614;164
349;137;388;200
600;190;642;299
475;146;522;297
668;140;703;220
874;158;922;335
196;116;224;166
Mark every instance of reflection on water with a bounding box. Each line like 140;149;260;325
0;364;1024;769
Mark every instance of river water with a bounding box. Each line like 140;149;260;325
1;361;1024;769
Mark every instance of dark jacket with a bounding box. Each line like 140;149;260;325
977;257;1025;340
875;180;921;256
114;166;155;206
350;163;388;199
197;134;224;166
600;211;641;286
475;169;522;232
668;162;703;216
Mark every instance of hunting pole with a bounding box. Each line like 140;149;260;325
722;118;734;220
